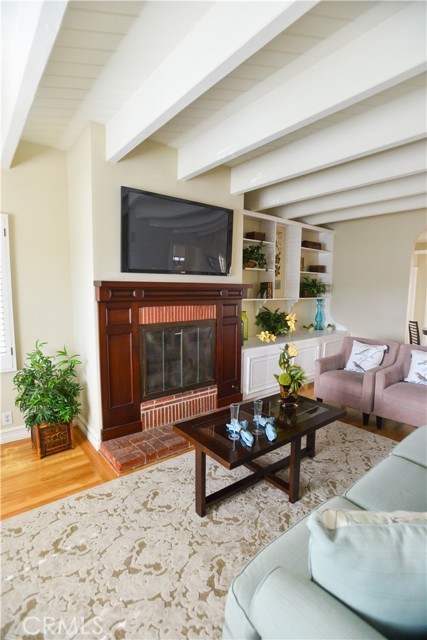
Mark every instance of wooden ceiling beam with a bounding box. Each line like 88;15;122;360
1;0;68;169
178;1;426;181
274;174;427;220
105;0;318;163
300;195;427;225
246;140;427;210
231;87;427;194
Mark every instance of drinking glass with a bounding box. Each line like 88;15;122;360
253;399;263;435
228;403;240;440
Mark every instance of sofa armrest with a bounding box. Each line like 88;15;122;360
315;352;345;376
249;568;385;639
375;363;404;391
359;367;381;408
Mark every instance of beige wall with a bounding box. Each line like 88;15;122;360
66;125;101;445
0;142;72;440
329;210;427;343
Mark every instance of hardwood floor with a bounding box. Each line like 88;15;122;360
0;427;117;520
0;385;415;521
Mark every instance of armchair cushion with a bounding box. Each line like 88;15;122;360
345;340;388;373
307;509;427;638
404;349;427;385
374;345;427;428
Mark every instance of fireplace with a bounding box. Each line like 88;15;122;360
140;320;216;401
95;282;248;441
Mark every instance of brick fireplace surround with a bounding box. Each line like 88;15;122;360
96;282;247;473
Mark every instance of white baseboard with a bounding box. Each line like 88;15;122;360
75;416;101;450
0;417;101;450
0;423;30;444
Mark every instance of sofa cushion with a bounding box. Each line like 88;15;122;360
307;509;427;639
319;369;364;398
392;425;427;468
404;349;427;385
382;381;427;406
345;340;387;373
345;454;427;512
249;568;385;640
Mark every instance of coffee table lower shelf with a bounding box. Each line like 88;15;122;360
195;433;315;517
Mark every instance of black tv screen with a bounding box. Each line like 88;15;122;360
121;187;233;275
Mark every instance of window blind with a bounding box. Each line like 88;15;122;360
0;214;17;372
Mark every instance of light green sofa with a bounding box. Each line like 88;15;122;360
223;426;427;640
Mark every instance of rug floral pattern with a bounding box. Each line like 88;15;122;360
1;422;394;639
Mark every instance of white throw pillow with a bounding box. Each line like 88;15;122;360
404;349;427;385
344;340;387;373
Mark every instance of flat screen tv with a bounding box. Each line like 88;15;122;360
121;187;233;276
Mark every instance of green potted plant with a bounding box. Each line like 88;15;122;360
243;243;268;270
300;276;327;298
14;340;83;458
255;307;296;337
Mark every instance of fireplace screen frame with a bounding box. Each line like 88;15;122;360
140;319;216;401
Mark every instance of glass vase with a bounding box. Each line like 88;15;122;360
241;310;248;341
314;298;324;331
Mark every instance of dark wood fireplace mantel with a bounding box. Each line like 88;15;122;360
94;281;249;441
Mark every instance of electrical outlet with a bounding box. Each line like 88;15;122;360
2;411;13;426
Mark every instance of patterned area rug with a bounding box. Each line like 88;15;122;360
1;422;394;640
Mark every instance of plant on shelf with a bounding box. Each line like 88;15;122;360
255;307;297;337
14;341;83;458
243;243;268;270
300;276;327;297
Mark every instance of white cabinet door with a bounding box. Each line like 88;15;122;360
293;338;321;382
243;350;279;398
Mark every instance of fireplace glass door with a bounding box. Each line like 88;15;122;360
140;320;215;400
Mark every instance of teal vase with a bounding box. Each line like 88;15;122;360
241;310;249;341
314;298;324;331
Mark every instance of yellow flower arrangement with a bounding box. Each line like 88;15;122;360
274;342;307;396
257;331;277;343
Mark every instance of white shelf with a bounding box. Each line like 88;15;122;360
300;271;328;276
242;210;334;308
301;246;331;254
243;237;275;246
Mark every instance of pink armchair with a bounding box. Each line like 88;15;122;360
314;337;400;425
374;344;427;428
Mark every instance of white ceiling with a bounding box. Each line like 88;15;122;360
1;0;426;225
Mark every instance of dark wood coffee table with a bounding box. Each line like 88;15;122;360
173;394;345;517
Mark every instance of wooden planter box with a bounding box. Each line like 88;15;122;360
31;422;74;459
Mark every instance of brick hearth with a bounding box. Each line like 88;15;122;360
100;424;192;474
